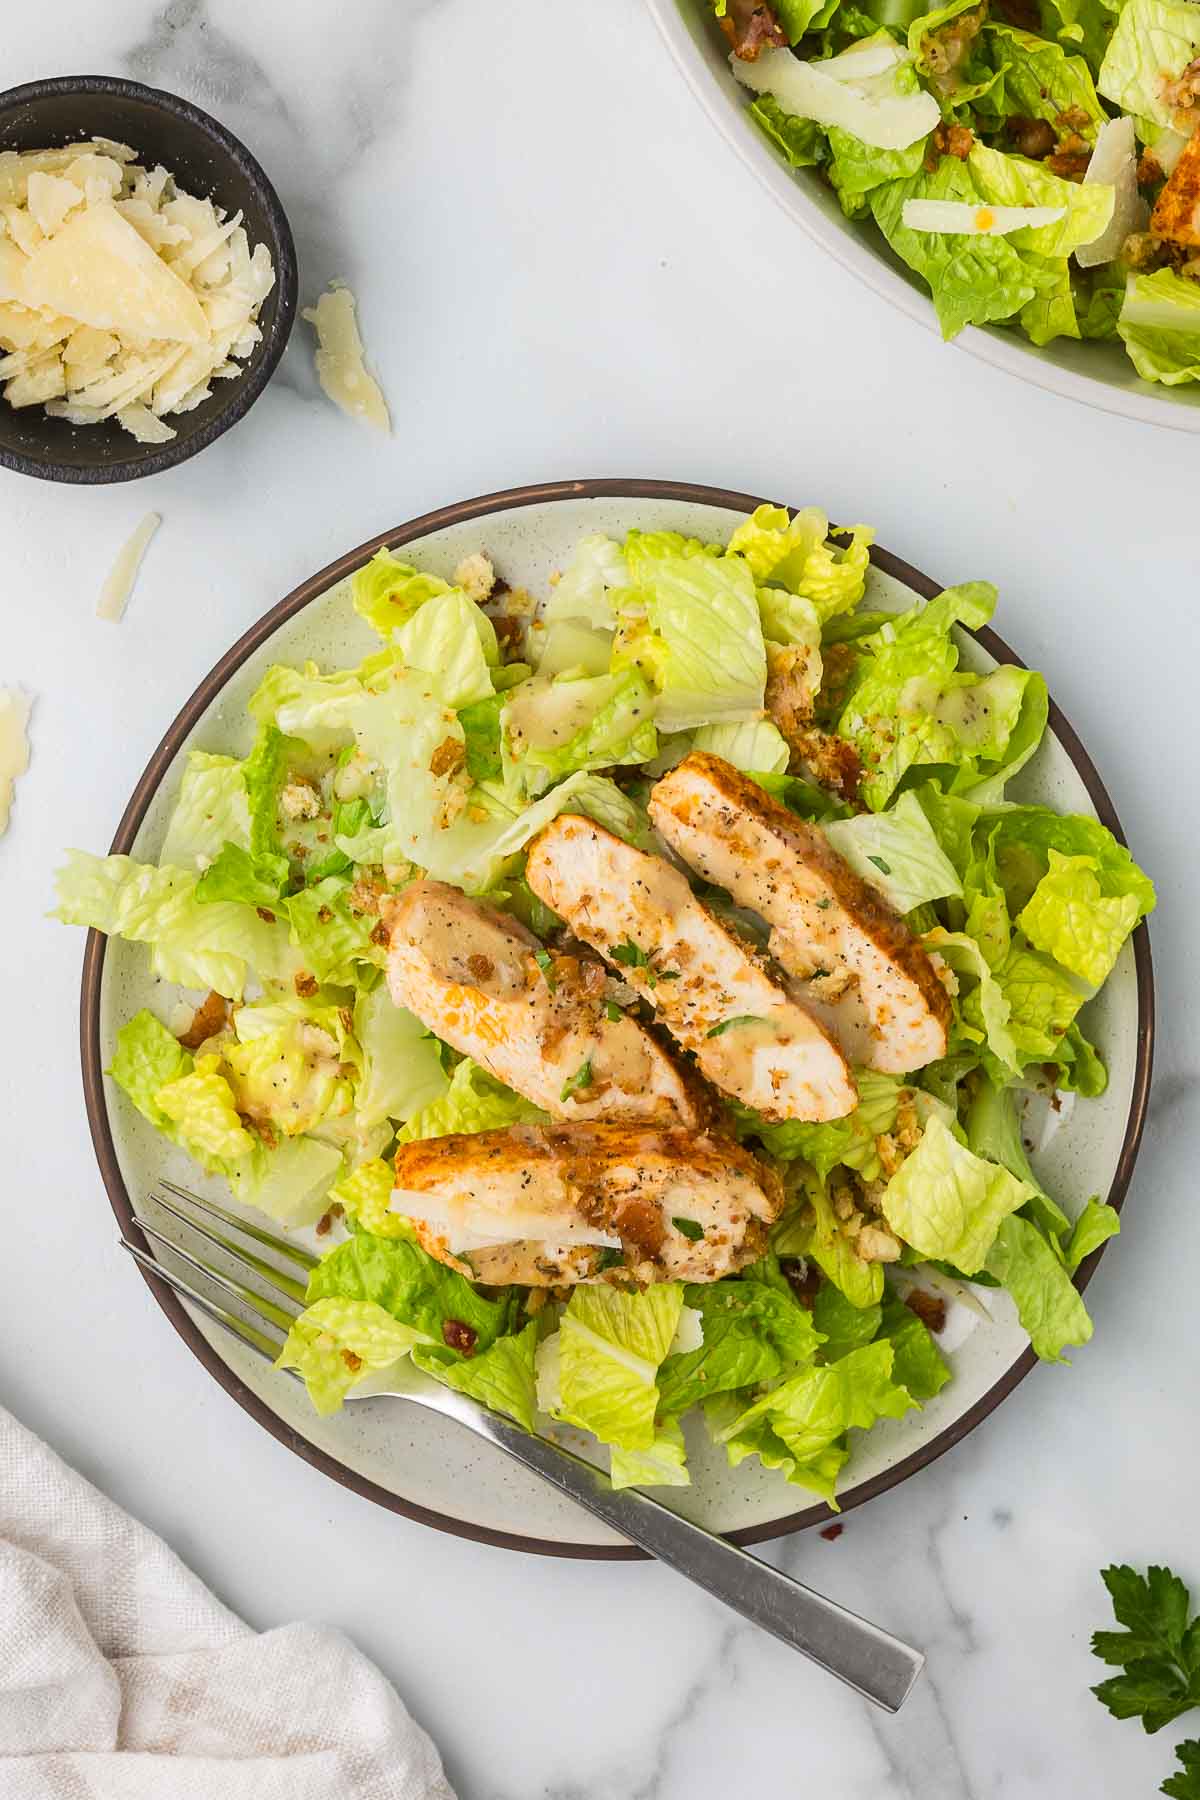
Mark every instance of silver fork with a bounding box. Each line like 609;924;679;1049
122;1182;924;1712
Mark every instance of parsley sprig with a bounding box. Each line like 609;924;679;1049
1092;1565;1200;1735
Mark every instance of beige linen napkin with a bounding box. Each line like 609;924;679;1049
0;1404;456;1798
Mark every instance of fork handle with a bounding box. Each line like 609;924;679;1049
445;1400;923;1711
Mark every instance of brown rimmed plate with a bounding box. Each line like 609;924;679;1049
81;478;1154;1558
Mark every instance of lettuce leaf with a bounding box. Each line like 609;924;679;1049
1118;269;1200;387
542;534;629;629
728;504;873;622
352;550;451;637
968;142;1114;259
965;1074;1071;1239
983;806;1156;920
393;588;498;708
278;1297;429;1415
551;1283;684;1452
353;985;448;1129
306;1227;518;1354
396;1056;546;1142
983;1213;1093;1360
155;1054;257;1166
610;1416;691;1490
54;851;297;998
775;1179;885;1307
226;1134;344;1227
1016;849;1141;986
658;1279;823;1414
690;717;792;775
413;1320;538;1431
824;789;963;912
750;96;827;167
618;534;767;732
159;752;250;869
503;669;658;790
881;1115;1034;1273
108;1008;193;1139
878;1294;951;1398
715;1341;915;1485
1066;1197;1121;1272
978;22;1109;138
1098;0;1200;130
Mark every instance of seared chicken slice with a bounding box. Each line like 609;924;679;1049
650;753;950;1073
392;1121;783;1286
525;817;856;1122
1151;128;1200;247
384;881;704;1127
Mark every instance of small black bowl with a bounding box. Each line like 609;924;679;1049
0;75;297;484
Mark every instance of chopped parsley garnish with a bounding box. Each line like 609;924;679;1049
816;897;833;910
656;969;680;981
1092;1564;1200;1734
612;940;648;968
706;1014;767;1038
868;855;892;875
672;1216;704;1242
595;1246;624;1271
534;948;556;990
604;1000;622;1022
560;1058;594;1102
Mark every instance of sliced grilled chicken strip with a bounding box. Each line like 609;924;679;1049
524;817;856;1122
650;753;950;1073
383;880;705;1127
391;1121;783;1286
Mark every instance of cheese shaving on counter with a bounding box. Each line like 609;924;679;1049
0;140;275;441
97;512;161;622
302;284;390;431
0;687;32;835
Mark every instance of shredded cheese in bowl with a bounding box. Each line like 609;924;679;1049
0;139;276;443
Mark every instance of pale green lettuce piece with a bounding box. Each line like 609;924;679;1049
1038;0;1121;74
397;1056;546;1142
610;1417;691;1490
994;941;1087;1060
749;96;827;167
394;588;498;706
1017;849;1140;986
691;717;791;775
419;769;646;894
715;1341;914;1495
413;1322;538;1431
286;877;385;985
827;127;926;218
534;620;614;678
658;1279;824;1414
1066;1198;1121;1273
1098;0;1200;130
223;1022;352;1140
1118;269;1200;387
824;789;963;912
984;1214;1093;1361
278;1297;428;1416
618;535;767;732
981;22;1109;136
871;156;1059;339
352;550;451;637
967;143;1114;258
728;504;873;622
108;1009;193;1138
306;1227;518;1352
327;1157;405;1237
160;752;250;869
965;1074;1070;1239
553;1283;684;1452
53;852;297;998
878;1295;951;1399
757;1068;951;1181
924;926;1020;1074
543;534;629;629
983;806;1156;919
227;1135;344;1228
354;986;448;1129
155;1055;256;1167
881;1115;1034;1273
503;669;658;791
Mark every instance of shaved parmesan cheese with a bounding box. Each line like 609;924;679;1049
391;1186;621;1254
731;44;940;152
24;204;210;344
302;284;390;432
1077;116;1148;268
0;140;275;442
901;198;1067;235
97;513;161;622
0;687;32;835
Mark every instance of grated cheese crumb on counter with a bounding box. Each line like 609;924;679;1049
0;687;32;835
302;283;389;432
97;512;161;622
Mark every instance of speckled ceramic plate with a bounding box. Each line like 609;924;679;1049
82;479;1154;1557
646;0;1200;436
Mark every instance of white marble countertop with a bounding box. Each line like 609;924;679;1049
1;3;1195;1795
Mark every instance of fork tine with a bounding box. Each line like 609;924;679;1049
135;1219;300;1332
143;1192;309;1306
120;1240;291;1367
154;1180;320;1272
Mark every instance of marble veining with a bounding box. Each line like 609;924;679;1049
2;2;1195;1797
